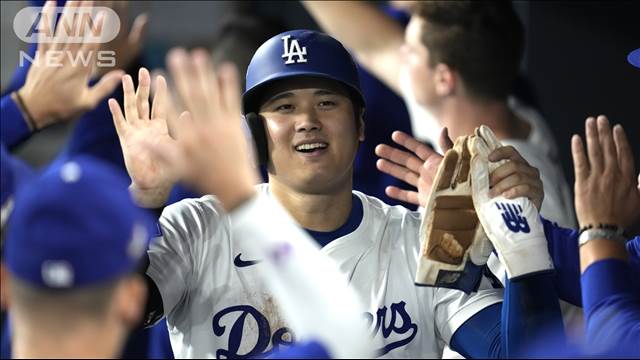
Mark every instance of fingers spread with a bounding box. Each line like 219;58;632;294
585;116;603;172
128;13;148;48
613;125;636;180
375;143;425;173
385;186;420;206
218;62;241;117
87;69;124;108
136;67;151;120
122;74;138;122
108;98;126;134
438;127;454;152
168;48;196;114
391;131;437;161
37;1;56;53
376;159;419;187
571;134;589;181
151;75;167;121
597;115;619;174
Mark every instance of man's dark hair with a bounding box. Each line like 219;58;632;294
210;13;287;90
411;1;524;100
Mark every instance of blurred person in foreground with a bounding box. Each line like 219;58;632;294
0;157;152;358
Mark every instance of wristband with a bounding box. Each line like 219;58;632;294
578;227;627;247
12;91;38;131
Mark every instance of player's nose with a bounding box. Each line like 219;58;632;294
294;110;322;133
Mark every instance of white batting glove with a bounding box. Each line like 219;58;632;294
471;126;554;280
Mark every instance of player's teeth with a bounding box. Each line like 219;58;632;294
295;143;327;151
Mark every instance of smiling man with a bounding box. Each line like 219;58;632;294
110;30;559;358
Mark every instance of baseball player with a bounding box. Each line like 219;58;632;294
1;157;152;358
108;30;559;358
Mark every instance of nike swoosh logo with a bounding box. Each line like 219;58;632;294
234;253;262;268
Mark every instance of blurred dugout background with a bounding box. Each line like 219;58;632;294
1;0;639;190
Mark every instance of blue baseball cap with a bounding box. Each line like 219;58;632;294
4;156;153;288
243;29;365;114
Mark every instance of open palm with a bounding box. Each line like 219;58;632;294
109;68;182;196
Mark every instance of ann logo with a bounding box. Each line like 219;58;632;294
281;35;307;64
496;202;530;233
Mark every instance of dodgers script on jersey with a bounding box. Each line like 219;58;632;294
147;184;503;358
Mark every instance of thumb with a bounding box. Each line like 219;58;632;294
438;127;454;152
86;70;125;108
128;13;148;49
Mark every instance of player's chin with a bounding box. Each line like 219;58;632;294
294;171;342;192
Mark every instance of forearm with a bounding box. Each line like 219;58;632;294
229;193;372;358
542;218;582;305
302;1;404;93
450;272;564;358
502;273;565;357
581;259;640;354
580;238;628;273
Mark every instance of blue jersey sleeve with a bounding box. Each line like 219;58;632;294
450;272;564;358
541;218;582;306
1;95;32;149
581;257;640;356
54;79;127;175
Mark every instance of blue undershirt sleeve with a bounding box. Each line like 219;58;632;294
541;218;582;306
450;272;564;358
1;95;32;149
582;258;640;355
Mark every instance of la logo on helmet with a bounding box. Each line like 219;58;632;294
281;35;307;64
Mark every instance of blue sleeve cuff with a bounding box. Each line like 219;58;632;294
582;259;637;312
541;217;582;305
1;95;32;148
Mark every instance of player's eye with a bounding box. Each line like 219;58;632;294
275;104;294;112
318;100;337;109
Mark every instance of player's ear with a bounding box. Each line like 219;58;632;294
0;263;11;310
433;63;455;96
114;275;147;328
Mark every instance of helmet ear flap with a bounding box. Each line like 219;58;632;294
245;112;269;166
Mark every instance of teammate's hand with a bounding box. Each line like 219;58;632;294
16;1;123;130
572;115;640;229
487;145;544;211
108;68;181;208
376;128;544;210
144;48;260;212
375;129;451;206
93;1;148;77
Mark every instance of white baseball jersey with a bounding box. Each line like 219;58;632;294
147;184;503;358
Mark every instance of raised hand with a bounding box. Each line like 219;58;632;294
572;115;640;229
16;1;123;129
375;129;451;207
108;68;184;207
94;0;148;76
376;128;544;210
144;48;260;212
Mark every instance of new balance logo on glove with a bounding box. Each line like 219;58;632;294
496;202;530;233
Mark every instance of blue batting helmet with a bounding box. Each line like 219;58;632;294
242;29;365;115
